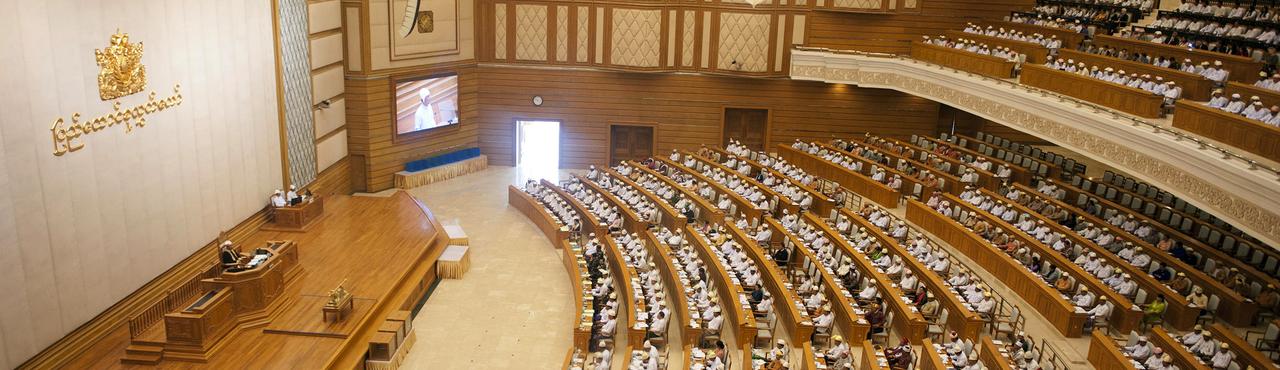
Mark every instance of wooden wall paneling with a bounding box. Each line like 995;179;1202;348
474;66;938;168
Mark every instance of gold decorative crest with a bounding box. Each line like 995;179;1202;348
416;11;434;33
94;31;147;100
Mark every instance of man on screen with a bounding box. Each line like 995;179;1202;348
414;88;439;130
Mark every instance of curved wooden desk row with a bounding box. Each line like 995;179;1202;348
776;144;899;207
1056;49;1215;101
600;169;688;233
1209;323;1279;370
875;136;1001;192
683;151;801;217
685;225;760;346
724;222;816;344
985;20;1085;51
507;185;571;245
1150;326;1212;370
917;338;951;370
834;139;963;202
505;186;591;348
1066;174;1280;292
1020;64;1164;119
573;174;647;235
834;208;986;341
1090;34;1262;83
944;30;1051;64
1225;81;1280;110
544;179;608;237
904;200;1093;337
910;41;1016;79
600;236;646;348
977;335;1016;370
1088;330;1138;370
701;146;839;217
660;156;764;223
623;161;724;226
1019;181;1256;327
817;141;941;200
1172;100;1280;163
804;212;930;343
985;186;1200;330
766;218;872;344
914;136;1034;185
941;192;1147;333
642;230;703;347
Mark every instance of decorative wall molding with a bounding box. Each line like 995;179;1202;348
481;0;805;77
791;49;1280;248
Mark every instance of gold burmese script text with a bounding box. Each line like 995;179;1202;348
50;85;184;156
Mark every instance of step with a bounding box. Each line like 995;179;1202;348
120;352;162;365
125;343;165;356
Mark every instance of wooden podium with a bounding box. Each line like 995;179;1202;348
266;197;325;231
202;241;301;320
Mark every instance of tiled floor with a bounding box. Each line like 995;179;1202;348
399;167;577;370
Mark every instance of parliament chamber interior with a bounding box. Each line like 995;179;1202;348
7;0;1280;369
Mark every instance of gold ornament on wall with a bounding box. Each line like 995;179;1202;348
94;31;147;101
416;11;435;33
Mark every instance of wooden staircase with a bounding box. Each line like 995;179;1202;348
120;343;164;365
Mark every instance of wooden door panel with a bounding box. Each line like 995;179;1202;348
723;108;768;152
610;125;655;165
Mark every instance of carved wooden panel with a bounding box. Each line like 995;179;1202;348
556;6;568;62
717;12;771;72
494;3;507;59
515;4;548;61
610;9;663;68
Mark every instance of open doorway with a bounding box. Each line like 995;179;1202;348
516;120;561;184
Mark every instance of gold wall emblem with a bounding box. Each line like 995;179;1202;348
416;11;434;33
94;31;147;100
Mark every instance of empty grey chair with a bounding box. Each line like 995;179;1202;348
1173;198;1186;210
1158;192;1174;205
1144;187;1158;199
1071;175;1082;187
1236;245;1252;259
1208;231;1222;246
1169;214;1183;229
1120;194;1132;207
1000;138;1010;147
984;147;995;156
1105;188;1117;200
1037;165;1048;176
1128;197;1142;211
1143;203;1157;216
1093;184;1107;196
1031;147;1043;157
1158;209;1172;223
911;134;919;144
1103;171;1115;184
1003;152;1015;162
958;138;967;147
1076;194;1088;208
1221;237;1236;252
1196;228;1211;242
940;133;950;141
1064;159;1077;172
1252;250;1266;266
1265;256;1279;274
1052;155;1063;166
1180;218;1193;233
1011;142;1022;152
975;132;986;142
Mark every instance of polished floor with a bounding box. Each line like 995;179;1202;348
400;166;576;370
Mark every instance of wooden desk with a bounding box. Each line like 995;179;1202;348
702;146;838;217
268;197;325;231
987;20;1085;50
1151;326;1212;370
942;193;1144;333
816;142;938;201
660;156;763;222
1020;64;1164;118
1225;81;1280;108
685;225;758;345
766;218;871;343
573;173;645;234
1088;329;1139;370
544;179;608;237
1057;49;1215;101
203;241;301;315
861;340;887;370
916;136;1032;184
604;168;687;232
1172;100;1280;163
990;187;1199;330
506;185;570;245
904;200;1092;337
600;236;646;348
1022;181;1253;328
878;136;1000;191
834;209;984;340
725;222;815;343
806;213;929;343
776;144;900;207
1091;35;1262;83
910;41;1016;79
844;139;965;200
625;161;725;225
641;230;700;345
945;30;1050;64
978;335;1016;370
163;288;236;351
1209;323;1280;370
918;338;950;370
686;151;800;216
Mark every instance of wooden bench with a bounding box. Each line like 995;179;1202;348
910;41;1016;79
1090;35;1263;83
1057;49;1215;101
1172;100;1280;163
1020;64;1164;118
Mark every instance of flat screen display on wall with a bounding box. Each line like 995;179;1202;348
394;73;460;135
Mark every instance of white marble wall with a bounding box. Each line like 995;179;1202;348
0;0;281;366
